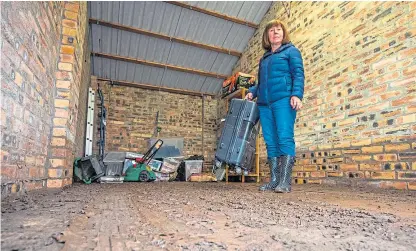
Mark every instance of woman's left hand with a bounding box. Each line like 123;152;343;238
290;96;303;110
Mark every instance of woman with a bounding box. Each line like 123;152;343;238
245;19;304;193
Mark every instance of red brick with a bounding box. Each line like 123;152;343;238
55;109;69;119
29;167;39;178
57;90;71;99
60;54;75;64
342;149;361;154
400;114;416;124
58;62;73;71
36;156;46;166
47;179;64;188
397;172;416;180
374;154;398;162
60;45;75;55
392;96;416;106
351;139;371;147
53;118;67;126
352;155;372;161
293;165;303;172
53;128;66;137
25;181;45;191
56;71;73;81
297;159;311;165
65;2;80;13
398;48;416;60
403;65;416;77
311;171;326;178
340;164;358;171
381;91;402;101
62;19;77;28
51;148;70;158
372;57;396;69
379;109;401;118
368;84;388;96
62;27;77;37
51;137;66;147
48;169;63;178
385;143;410;152
50;159;66;168
307;179;322;184
25;156;36;165
55;99;70;108
371;171;395;179
362;146;383;153
327;171;343;177
409;182;416;190
390;77;416;88
334;142;351;148
379;181;408;190
64;10;78;20
303;165;318;171
1;165;17;179
57;80;71;89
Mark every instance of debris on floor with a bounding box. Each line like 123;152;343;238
1;183;416;251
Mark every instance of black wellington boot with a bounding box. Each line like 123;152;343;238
259;157;280;191
274;155;295;193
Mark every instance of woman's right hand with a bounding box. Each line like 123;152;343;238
245;93;253;100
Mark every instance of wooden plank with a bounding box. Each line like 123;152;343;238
92;52;228;79
165;1;259;29
96;77;215;97
89;18;242;57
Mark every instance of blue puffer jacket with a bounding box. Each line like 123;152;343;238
248;42;305;105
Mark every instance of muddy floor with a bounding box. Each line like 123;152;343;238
1;182;416;251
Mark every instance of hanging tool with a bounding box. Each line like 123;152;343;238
97;85;107;160
152;111;162;138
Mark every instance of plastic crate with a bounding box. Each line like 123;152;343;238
148;138;184;158
184;160;203;181
103;152;126;176
160;157;182;173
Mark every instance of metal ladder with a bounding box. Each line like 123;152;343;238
85;87;95;157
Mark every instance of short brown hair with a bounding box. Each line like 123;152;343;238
262;19;290;50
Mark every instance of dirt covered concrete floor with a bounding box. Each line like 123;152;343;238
1;182;416;251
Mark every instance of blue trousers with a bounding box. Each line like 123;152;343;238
258;97;297;157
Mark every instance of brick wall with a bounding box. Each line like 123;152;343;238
233;1;416;190
1;1;90;196
1;2;65;195
49;1;90;189
91;78;218;171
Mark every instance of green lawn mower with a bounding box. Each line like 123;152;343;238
123;139;163;182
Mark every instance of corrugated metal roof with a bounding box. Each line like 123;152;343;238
93;56;223;94
89;1;272;95
184;1;271;24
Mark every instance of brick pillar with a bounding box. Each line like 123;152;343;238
49;2;88;188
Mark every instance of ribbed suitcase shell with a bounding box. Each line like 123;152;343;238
215;99;259;171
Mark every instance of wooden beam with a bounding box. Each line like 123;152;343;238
89;18;242;57
165;1;259;29
96;77;215;97
92;52;228;79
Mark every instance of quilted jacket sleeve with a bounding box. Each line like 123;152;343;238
248;60;262;99
248;70;259;99
288;47;305;100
